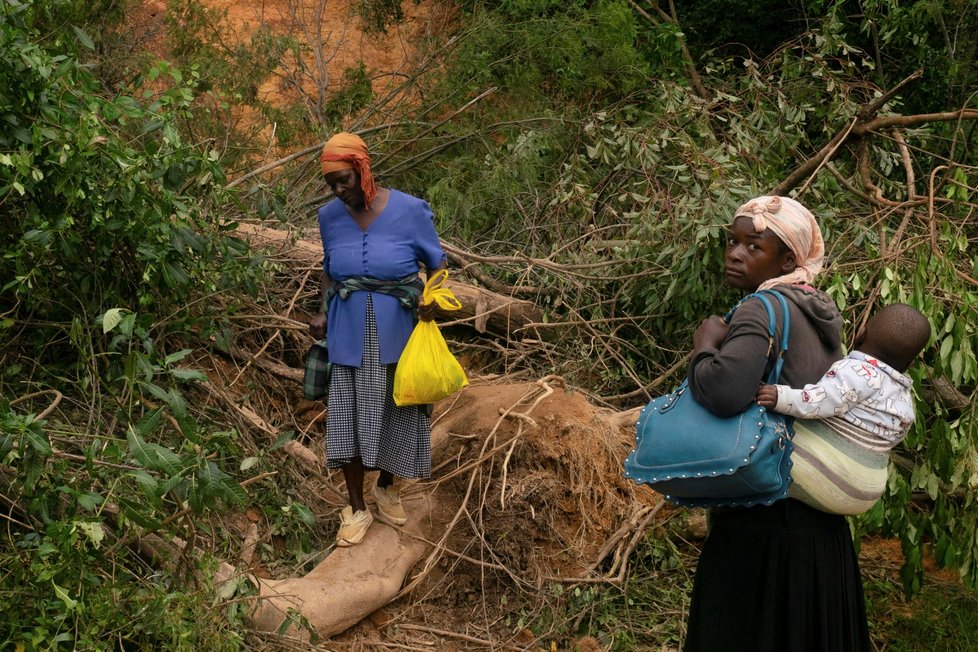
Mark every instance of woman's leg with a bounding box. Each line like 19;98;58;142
342;457;367;512
336;456;373;546
371;467;406;526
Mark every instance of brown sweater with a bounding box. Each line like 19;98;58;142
688;284;842;418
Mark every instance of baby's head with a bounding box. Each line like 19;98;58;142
854;303;930;372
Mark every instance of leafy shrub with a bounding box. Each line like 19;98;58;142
1;2;265;363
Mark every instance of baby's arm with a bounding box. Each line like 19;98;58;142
765;358;872;418
770;382;836;417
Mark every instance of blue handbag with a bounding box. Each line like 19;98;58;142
623;290;794;508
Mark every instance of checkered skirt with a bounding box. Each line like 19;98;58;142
325;295;432;477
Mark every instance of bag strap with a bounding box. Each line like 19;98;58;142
756;290;790;384
723;289;791;385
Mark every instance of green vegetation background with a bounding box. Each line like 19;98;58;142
1;0;977;648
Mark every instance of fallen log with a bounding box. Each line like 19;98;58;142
247;409;457;641
248;493;434;640
235;223;548;338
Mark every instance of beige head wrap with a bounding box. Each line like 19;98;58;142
734;195;824;291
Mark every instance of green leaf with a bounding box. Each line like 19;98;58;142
118;497;162;530
0;429;15;458
127;428;182;475
76;492;103;512
71;25;95;50
23;426;52;456
164;349;193;365
240;456;259;471
221;477;248;504
197;460;223;492
139;381;172;404
269;429;295;451
170;368;207;382
292;502;316;527
159;473;187;498
940;337;953;363
166;389;188;421
22;452;45;492
52;582;78;610
128;469;159;493
950;350;964;383
118;312;137;337
102;308;125;334
133;408;164;438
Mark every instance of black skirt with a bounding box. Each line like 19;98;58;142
684;499;871;652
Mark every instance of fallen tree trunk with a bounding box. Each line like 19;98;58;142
236;223;548;338
248;494;435;640
245;399;452;640
245;377;656;642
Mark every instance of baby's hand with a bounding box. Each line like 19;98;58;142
756;384;778;408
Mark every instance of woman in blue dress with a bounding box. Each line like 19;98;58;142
309;132;446;546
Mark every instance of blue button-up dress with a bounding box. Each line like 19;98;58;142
318;189;447;367
317;189;447;477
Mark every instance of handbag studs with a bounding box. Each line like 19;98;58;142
624;290;795;508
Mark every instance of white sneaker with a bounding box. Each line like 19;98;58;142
372;483;408;526
336;505;373;546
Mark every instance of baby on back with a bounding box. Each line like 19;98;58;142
756;303;931;515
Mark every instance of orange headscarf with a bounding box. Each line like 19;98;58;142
320;132;378;208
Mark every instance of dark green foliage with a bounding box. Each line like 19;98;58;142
812;0;978;113
1;2;260;326
164;0;291;104
0;1;265;646
323;62;375;129
1;0;978;646
450;0;649;101
674;0;813;60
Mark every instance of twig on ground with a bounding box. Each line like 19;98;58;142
395;623;494;647
9;389;63;421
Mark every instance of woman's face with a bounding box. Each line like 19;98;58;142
724;216;796;291
325;168;364;209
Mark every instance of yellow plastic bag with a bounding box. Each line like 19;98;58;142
393;270;469;406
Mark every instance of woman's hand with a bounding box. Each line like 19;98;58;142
309;312;327;340
692;316;729;352
756;384;778;408
417;300;437;322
